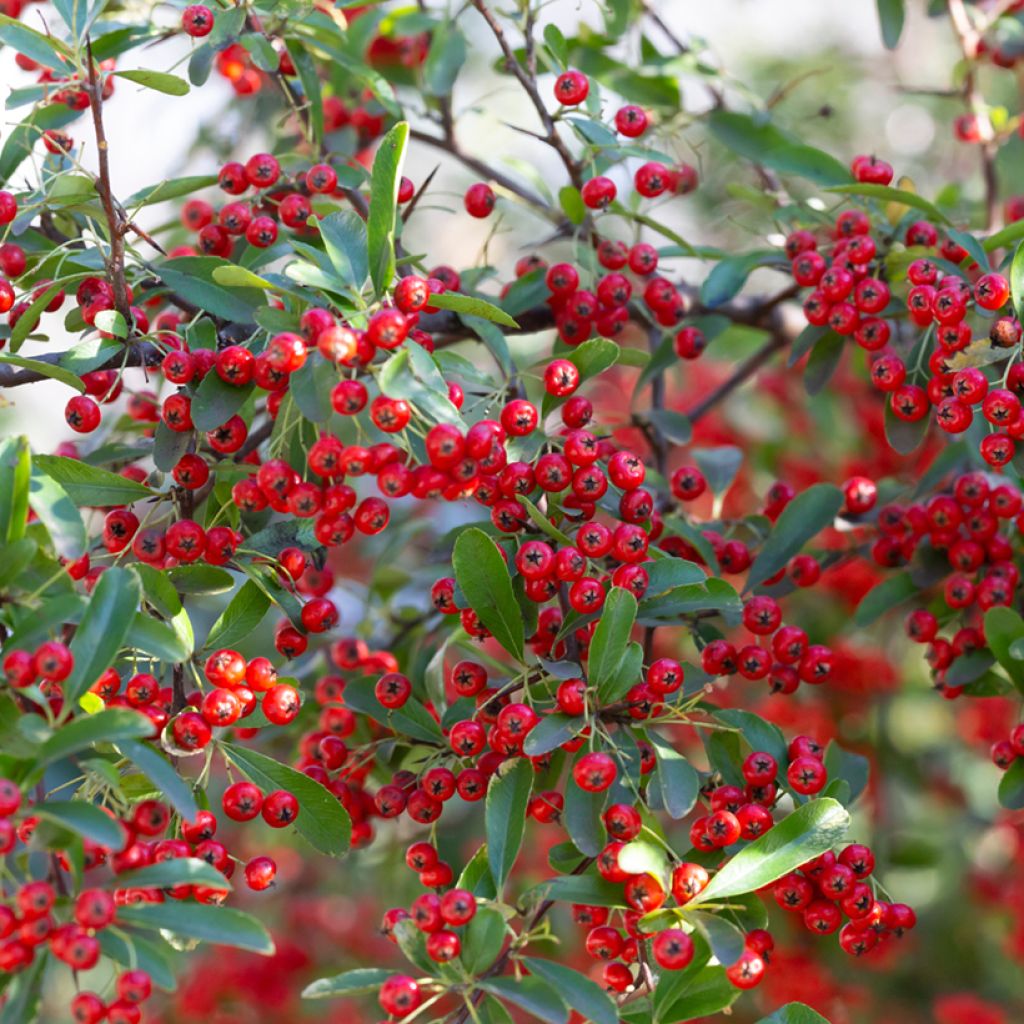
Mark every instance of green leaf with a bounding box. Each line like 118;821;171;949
221;742;351;857
757;1003;832;1024
134;563;194;656
746;483;842;590
98;929;177;992
285;40;324;146
211;265;275;290
33;454;154;507
701;250;782;307
379;344;463;426
656;965;738;1022
522;959;617;1024
522;713;581;756
984;219;1024;253
452;528;524;660
854;571;917;627
153;421;191;473
192;371;252;433
316;210;369;287
167;565;235;595
426;290;519;329
205;579;272;651
36;800;126;848
714;708;787;763
126;613;192;662
125;174;219;209
707;110;851;187
559;185;587;225
803;330;845;395
1012;241;1024;323
884;402;929;455
0;14;73;68
564;753;607;856
984;606;1024;695
692;446;742;496
646;409;692;444
462;907;506;975
568;336;619;379
423;22;466;96
649;730;700;819
0;353;84;392
589;587;637;700
999;758;1024;810
367;120;409;295
823;742;870;803
118;739;198;821
340;677;443;744
107;857;230;891
302;968;392;1000
27;466;84;557
486;758;533;892
0;436;31;544
828;181;950;225
63;567;142;703
0;102;79;184
39;709;152;767
875;0;905;49
115;69;190;95
689;798;850;905
159;256;263;322
115;902;274;955
527;871;626;907
480;976;567;1024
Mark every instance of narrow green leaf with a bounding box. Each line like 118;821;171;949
33;454;153;507
221;742;352;857
486;758;533;892
452;528;524;660
367;120;409;295
205;579;272;651
36;800;126;848
462;908;506;975
27;468;84;559
746;483;842;590
316;210;369;286
649;731;700;819
522;959;618;1024
875;0;905;49
118;739;198;821
689;798;850;904
107;857;230;891
827;182;948;224
0;353;84;392
115;902;274;955
63;567;142;703
589;587;637;699
39;709;152;767
701;250;782;307
0;436;30;543
984;605;1024;695
426;290;519;329
707;110;851;187
480;976;567;1024
756;1003;831;1024
303;968;392;1000
115;69;190;95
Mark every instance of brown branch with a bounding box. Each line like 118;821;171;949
469;0;583;190
409;128;553;216
948;0;1001;231
0;341;162;388
85;39;132;324
685;331;789;424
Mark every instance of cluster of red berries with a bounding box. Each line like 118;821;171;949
772;844;916;958
788;154;1024;469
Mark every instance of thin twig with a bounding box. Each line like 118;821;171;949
85;39;131;323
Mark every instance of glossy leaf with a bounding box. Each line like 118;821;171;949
486;757;533;892
452;528;524;660
116;902;274;955
367;120;409;295
689;798;850;905
222;742;351;857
